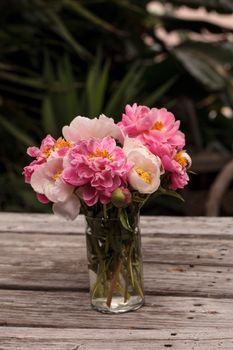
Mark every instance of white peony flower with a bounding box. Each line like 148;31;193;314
30;158;74;203
123;137;163;194
62;114;124;144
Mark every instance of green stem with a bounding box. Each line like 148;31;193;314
106;260;121;308
133;271;144;300
124;275;129;303
91;263;104;298
128;243;135;287
118;281;130;300
87;229;103;264
103;204;108;220
139;194;151;210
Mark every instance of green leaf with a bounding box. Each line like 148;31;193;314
0;83;43;100
143;76;177;106
45;9;91;59
43;52;55;85
0;114;35;146
119;209;134;232
86;55;110;117
158;186;185;202
42;96;58;136
86;55;100;116
57;54;79;120
112;0;146;15
0;71;44;89
95;59;110;115
41;53;58;136
132;192;147;203
188;170;197;175
64;0;121;34
174;42;233;91
105;64;144;116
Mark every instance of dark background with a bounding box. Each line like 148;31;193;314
0;0;232;216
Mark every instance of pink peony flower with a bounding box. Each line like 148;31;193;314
23;158;44;184
162;151;192;190
62;137;132;206
118;103;185;150
149;141;174;161
27;135;56;160
118;104;152;136
34;135;73;160
62;114;124;144
23;136;73;184
171;169;189;190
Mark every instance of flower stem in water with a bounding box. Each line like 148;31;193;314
106;260;122;308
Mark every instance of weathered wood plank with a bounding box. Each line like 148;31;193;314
3;326;233;341
0;291;232;329
1;327;233;350
2;340;232;350
1;233;233;297
1;262;233;298
2;233;233;266
0;213;233;237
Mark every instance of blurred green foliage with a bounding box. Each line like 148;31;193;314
0;0;232;212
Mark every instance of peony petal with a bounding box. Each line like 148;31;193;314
30;164;47;194
129;169;160;194
79;185;98;206
27;146;40;158
36;193;50;204
45;180;73;203
62;115;124;144
52;194;81;220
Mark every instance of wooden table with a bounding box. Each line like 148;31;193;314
1;213;233;349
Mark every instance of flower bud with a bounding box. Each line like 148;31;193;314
111;188;132;208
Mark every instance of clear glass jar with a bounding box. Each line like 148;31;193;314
85;215;144;313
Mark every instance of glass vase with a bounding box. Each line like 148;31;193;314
85;214;144;313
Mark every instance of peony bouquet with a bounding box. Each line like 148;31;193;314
23;103;191;313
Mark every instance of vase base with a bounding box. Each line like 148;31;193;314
91;296;144;314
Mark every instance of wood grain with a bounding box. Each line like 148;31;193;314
0;213;233;349
0;328;233;350
0;290;233;329
2;233;233;266
1;327;233;350
1;213;233;237
0;233;233;297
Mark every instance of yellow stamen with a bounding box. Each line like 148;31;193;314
52;171;62;181
152;121;163;131
173;151;188;168
43;147;52;158
43;138;73;158
54;138;73;151
136;167;152;184
88;148;113;161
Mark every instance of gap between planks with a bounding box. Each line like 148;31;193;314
0;286;233;300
